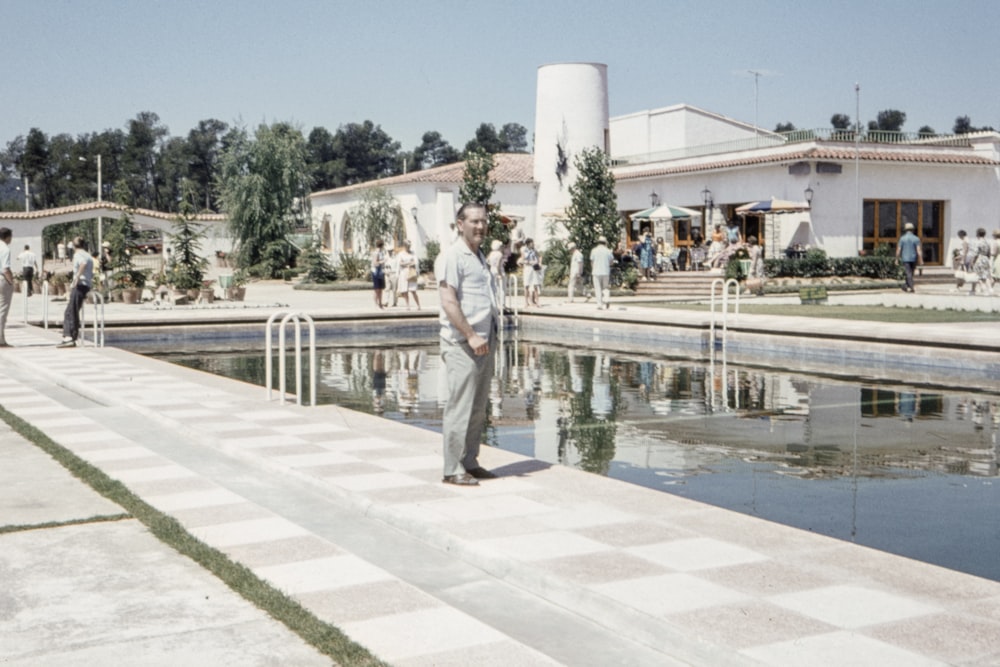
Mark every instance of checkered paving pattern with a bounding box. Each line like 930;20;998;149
2;325;1000;665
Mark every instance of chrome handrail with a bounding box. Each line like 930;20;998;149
265;311;317;406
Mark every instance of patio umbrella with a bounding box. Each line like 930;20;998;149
735;198;810;215
736;198;812;260
629;204;702;221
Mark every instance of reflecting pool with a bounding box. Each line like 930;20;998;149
156;341;1000;582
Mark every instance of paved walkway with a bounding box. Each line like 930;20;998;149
2;281;999;666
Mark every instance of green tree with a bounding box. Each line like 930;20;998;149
332;120;401;185
413;131;460;169
464;123;505;155
565;147;620;273
348;185;403;250
774;122;796;132
499;123;529;152
217;121;312;278
299;235;338;283
953;116;994;134
122;111;169;209
868;109;906;133
458;149;506;245
166;192;209;290
306;126;341;191
186;119;228;211
830;113;851;130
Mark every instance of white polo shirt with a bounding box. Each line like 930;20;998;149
437;240;499;344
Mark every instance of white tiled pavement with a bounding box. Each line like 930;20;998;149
2;282;1000;665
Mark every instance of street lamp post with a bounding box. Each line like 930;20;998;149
701;187;713;230
79;154;104;252
648;191;659;207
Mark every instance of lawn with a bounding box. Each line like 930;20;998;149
654;302;1000;323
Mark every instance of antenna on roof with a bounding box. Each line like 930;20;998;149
748;70;763;138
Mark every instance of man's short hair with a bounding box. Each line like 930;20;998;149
73;236;88;251
456;202;487;221
0;227;11;242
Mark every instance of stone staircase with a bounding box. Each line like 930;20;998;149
633;269;724;299
633;265;958;300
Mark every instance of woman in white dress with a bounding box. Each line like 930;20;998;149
395;241;421;310
520;238;542;308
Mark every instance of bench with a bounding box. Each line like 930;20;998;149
799;285;828;304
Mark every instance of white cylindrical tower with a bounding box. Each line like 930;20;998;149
533;62;609;241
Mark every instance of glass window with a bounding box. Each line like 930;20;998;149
878;202;897;238
922;201;942;238
862;201;875;237
900;202;919;232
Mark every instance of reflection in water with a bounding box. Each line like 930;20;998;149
162;340;1000;581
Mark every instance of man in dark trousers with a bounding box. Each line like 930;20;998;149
896;221;923;293
58;237;94;348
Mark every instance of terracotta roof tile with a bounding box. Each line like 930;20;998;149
0;200;224;222
614;144;999;181
310;153;535;197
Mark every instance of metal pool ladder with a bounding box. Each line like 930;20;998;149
265;311;317;406
709;278;740;354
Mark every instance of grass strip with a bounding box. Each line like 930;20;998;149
0;513;132;535
654;302;1000;323
0;405;388;667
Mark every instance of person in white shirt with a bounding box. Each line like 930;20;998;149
567;241;584;302
58;237;93;348
17;244;37;297
437;203;500;486
589;235;614;310
0;228;14;347
386;246;401;307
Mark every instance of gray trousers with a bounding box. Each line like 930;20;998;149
440;334;496;476
593;274;610;308
0;280;12;344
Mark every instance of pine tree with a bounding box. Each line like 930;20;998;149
565;147;620;272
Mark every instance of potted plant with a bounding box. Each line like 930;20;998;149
112;268;148;304
226;269;248;301
200;279;216;303
166;209;209;303
49;270;69;296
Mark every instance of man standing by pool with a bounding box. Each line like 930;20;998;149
437;202;500;486
896;221;923;293
590;235;613;310
57;237;93;348
0;228;14;347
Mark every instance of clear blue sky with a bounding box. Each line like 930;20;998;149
4;0;998;151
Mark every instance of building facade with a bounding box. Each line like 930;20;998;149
310;63;1000;266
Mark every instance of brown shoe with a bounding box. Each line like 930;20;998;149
442;473;479;486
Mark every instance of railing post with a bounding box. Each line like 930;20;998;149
41;280;49;329
82;291;105;347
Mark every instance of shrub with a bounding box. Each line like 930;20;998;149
337;252;370;281
299;239;338;283
542;239;570;287
420;239;440;275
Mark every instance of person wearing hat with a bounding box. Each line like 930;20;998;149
566;241;584;302
589;235;614;309
895;220;923;293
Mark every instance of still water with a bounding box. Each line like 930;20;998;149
158;341;1000;582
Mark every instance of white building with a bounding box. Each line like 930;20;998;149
310;62;1000;266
